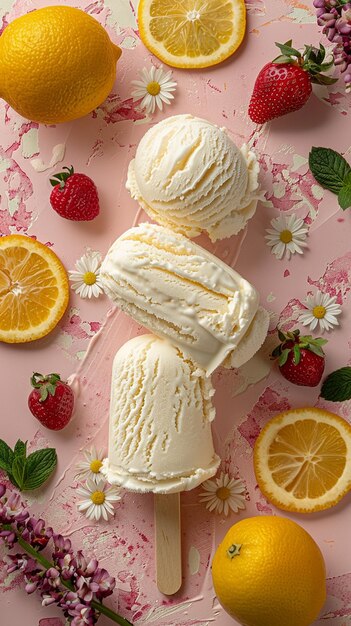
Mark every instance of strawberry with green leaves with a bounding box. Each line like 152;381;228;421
28;373;74;430
249;41;337;124
50;165;100;221
272;329;327;387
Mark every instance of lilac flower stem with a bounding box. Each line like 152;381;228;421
15;534;133;626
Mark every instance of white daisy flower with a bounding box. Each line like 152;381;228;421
69;250;104;299
77;478;121;521
265;214;309;260
299;290;342;332
131;65;177;115
199;472;246;516
75;447;105;484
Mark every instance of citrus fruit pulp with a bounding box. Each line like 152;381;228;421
212;515;326;626
254;407;351;512
0;235;69;343
138;0;246;69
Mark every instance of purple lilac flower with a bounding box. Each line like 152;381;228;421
0;486;129;626
314;0;351;91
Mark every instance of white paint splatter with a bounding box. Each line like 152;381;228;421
21;128;39;158
30;143;66;172
189;545;201;575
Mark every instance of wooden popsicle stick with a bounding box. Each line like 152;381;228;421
154;493;182;595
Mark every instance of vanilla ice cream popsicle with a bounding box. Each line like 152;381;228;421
100;223;269;375
126;114;261;242
101;334;220;494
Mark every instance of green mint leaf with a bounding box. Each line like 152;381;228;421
11;456;26;491
338;183;351;210
22;448;57;491
7;472;20;489
14;440;27;460
320;367;351;402
0;440;14;472
309;147;351;194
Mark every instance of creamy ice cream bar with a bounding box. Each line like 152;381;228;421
101;334;220;494
100;223;269;374
126;114;261;242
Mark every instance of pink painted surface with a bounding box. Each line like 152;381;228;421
1;0;351;625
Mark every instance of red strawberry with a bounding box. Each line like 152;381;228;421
28;373;74;430
249;41;337;123
50;166;99;221
271;329;327;387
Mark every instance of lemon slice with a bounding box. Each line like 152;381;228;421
254;407;351;513
138;0;246;69
0;235;69;343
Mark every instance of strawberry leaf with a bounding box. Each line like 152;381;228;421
293;344;301;365
278;330;286;342
320;367;351;401
275;41;301;57
308;344;325;357
279;349;290;366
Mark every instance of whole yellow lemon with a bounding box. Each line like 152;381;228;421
212;516;326;626
0;6;121;124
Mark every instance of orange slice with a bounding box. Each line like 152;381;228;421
0;235;69;343
138;0;246;69
254;407;351;513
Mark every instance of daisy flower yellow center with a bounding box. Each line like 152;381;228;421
90;459;103;473
279;229;293;244
312;305;326;319
83;271;97;286
91;490;105;505
216;486;231;501
147;81;161;96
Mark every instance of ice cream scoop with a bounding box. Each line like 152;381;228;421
102;333;220;595
101;334;220;494
100;223;269;374
126;114;260;242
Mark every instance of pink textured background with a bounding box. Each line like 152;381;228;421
1;0;351;624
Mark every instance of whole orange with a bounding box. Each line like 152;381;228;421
212;515;326;626
0;6;121;123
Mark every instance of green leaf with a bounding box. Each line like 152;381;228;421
279;348;290;366
338;183;351;210
320;367;351;402
14;439;27;460
0;440;14;472
307;344;325;357
309;147;351;194
11;456;26;491
275;41;300;57
293;344;301;365
7;473;20;489
272;55;293;65
22;448;57;491
271;345;282;358
278;330;286;342
310;74;338;86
